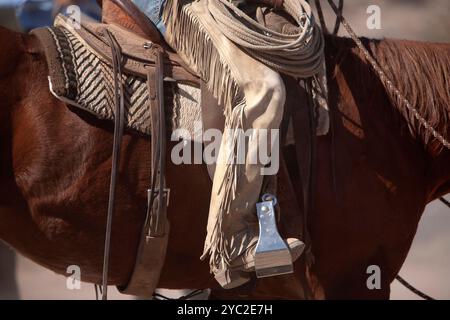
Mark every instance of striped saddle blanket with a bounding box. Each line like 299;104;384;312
31;15;204;142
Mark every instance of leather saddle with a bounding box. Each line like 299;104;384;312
101;0;165;45
68;15;199;85
99;0;222;139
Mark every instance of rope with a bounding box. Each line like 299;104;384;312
324;0;450;150
207;0;325;77
395;275;435;300
439;197;450;208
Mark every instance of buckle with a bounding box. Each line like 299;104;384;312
146;188;170;238
147;188;170;207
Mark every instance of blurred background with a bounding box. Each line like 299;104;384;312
0;0;449;300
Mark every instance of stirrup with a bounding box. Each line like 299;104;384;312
254;194;294;278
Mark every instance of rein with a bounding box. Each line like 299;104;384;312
101;30;126;300
314;0;343;36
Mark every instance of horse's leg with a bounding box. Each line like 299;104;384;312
0;26;24;300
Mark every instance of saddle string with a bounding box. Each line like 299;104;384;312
324;0;450;150
101;29;126;300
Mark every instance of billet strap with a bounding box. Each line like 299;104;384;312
101;30;126;300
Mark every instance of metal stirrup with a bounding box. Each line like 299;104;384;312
254;194;294;278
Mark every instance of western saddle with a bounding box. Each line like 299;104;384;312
102;0;164;44
83;0;312;299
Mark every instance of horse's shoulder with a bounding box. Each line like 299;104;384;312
1;28;50;103
0;28;23;70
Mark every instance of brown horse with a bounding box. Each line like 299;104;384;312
1;10;450;299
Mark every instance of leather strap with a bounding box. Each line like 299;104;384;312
118;45;170;298
146;47;168;238
101;30;126;300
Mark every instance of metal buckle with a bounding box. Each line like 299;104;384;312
254;194;294;278
146;188;170;238
147;188;170;207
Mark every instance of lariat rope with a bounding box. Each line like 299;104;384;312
207;0;325;77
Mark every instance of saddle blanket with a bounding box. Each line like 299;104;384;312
31;16;203;142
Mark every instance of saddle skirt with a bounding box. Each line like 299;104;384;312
31;14;204;142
